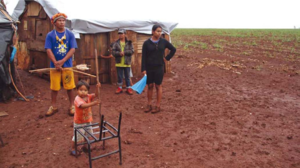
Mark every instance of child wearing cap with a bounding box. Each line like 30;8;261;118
112;29;134;95
101;42;133;87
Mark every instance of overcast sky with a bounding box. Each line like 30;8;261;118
4;0;300;28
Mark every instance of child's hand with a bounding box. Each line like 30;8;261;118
96;82;101;88
92;99;101;106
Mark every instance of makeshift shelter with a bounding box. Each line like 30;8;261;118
0;3;17;101
12;0;178;84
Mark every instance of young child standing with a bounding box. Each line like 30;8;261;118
100;42;133;88
112;29;134;95
70;80;101;156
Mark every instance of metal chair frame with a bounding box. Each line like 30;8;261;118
74;113;122;168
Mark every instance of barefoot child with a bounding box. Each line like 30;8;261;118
70;80;101;156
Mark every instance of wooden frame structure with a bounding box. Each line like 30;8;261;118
16;1;172;84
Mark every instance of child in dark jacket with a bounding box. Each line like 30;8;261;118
112;29;134;95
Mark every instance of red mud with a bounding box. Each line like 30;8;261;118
1;35;300;168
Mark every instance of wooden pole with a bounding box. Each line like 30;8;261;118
29;68;51;72
72;70;96;78
9;64;29;101
95;49;102;118
15;63;26;96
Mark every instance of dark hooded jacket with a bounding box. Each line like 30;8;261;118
112;38;134;65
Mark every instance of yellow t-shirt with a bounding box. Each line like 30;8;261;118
115;41;130;67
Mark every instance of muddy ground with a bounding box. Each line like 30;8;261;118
1;34;300;168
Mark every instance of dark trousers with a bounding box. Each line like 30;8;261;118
117;67;131;87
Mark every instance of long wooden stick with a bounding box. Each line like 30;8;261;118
14;63;26;96
72;70;96;78
29;68;51;72
9;64;29;101
29;68;96;78
29;67;77;73
95;49;102;118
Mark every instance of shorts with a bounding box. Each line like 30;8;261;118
146;66;164;85
72;122;93;142
50;68;75;91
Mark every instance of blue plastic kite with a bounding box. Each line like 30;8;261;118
132;75;147;94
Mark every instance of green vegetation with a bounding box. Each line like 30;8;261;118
242;51;250;56
200;42;208;49
171;29;300;74
251;41;257;46
213;43;222;48
172;29;300;51
171;28;300;75
171;29;300;63
172;29;300;39
255;65;263;71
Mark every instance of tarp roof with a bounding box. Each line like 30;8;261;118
0;3;14;85
12;0;178;38
0;3;14;28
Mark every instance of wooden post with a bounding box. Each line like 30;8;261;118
95;49;102;118
164;34;172;73
9;64;29;101
109;31;118;84
126;31;138;76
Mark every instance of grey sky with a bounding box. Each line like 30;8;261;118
4;0;300;28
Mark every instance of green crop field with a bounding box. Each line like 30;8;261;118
172;29;300;39
171;29;300;74
171;29;300;61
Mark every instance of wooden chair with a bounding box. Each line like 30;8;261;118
74;113;122;168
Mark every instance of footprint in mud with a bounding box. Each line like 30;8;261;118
255;150;270;155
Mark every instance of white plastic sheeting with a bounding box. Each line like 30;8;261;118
12;0;178;38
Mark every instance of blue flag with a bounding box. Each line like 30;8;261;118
132;75;147;94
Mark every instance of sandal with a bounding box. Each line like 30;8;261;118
151;106;161;114
144;105;152;113
45;106;58;116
